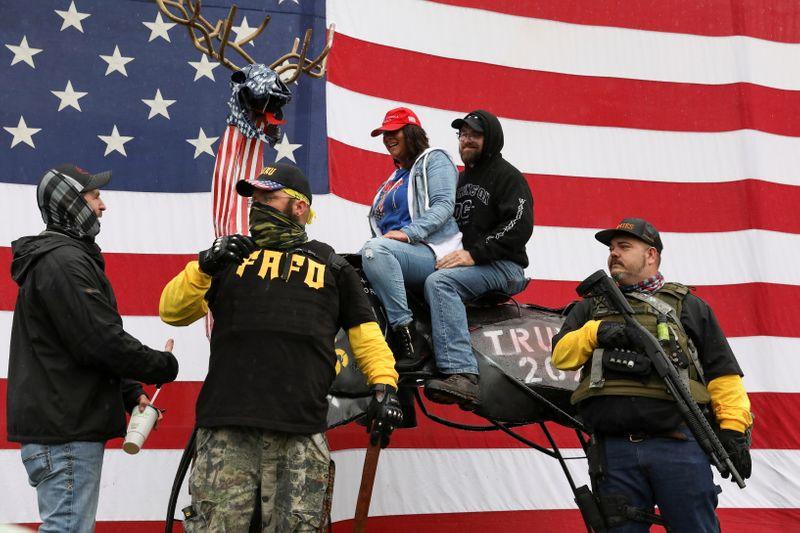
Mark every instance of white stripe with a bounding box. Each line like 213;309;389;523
0;311;209;381
530;226;800;286
326;83;800;186
0;184;215;253
1;448;797;523
729;337;800;393
1;311;797;392
2;185;799;286
327;0;800;90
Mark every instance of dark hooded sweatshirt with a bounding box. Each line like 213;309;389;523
7;232;179;444
454;110;534;267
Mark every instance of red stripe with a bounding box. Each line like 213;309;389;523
1;249;798;338
329;34;800;136
17;509;800;532
0;249;196;318
334;508;800;532
430;0;800;43
19;524;184;533
328;140;800;235
220;131;239;236
212;125;236;236
212;126;229;235
1;380;795;450
224;126;241;235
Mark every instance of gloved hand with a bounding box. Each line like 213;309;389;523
364;384;403;448
198;235;256;276
719;428;752;480
597;321;643;350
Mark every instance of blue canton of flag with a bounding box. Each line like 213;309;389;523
0;0;329;194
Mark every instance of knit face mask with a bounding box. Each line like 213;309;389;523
37;168;100;239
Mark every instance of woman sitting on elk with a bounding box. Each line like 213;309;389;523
362;107;461;372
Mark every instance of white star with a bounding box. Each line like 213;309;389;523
99;45;134;77
5;36;43;69
98;125;134;157
51;80;88;112
3;116;41;149
186;128;219;159
273;133;301;163
188;54;219;81
231;16;257;46
142;89;176;119
142;12;175;42
55;1;91;33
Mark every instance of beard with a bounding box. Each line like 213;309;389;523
609;254;647;284
281;199;304;224
459;145;482;166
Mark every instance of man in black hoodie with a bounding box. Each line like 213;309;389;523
7;164;179;532
424;110;533;408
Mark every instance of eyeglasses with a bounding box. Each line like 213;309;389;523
456;130;482;141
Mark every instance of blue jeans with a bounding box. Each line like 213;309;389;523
424;260;526;374
361;237;436;327
599;427;721;532
21;442;105;533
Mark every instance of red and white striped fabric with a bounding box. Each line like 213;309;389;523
2;1;800;531
212;123;264;238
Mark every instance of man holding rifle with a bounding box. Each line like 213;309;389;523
552;218;752;532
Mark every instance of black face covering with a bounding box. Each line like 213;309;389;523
36;168;100;240
249;201;308;250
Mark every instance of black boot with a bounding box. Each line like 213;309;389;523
393;322;428;372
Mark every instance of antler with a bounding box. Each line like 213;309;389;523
270;24;335;84
155;0;334;80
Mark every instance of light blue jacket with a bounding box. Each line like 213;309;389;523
369;148;462;259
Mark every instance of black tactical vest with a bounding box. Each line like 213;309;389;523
571;283;711;405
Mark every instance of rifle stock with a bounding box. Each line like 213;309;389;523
576;270;746;489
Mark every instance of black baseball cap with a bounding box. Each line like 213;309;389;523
53;164;112;192
451;112;484;133
595;218;663;252
236;162;312;203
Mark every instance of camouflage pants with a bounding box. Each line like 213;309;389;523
184;426;331;533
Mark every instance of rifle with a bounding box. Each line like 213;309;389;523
576;270;746;489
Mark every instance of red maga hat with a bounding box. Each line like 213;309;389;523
370;107;422;137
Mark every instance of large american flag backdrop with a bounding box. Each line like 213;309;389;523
1;0;799;530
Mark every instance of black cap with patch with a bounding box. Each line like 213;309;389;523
235;162;312;204
54;164;112;192
595;218;663;252
451;112;485;133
